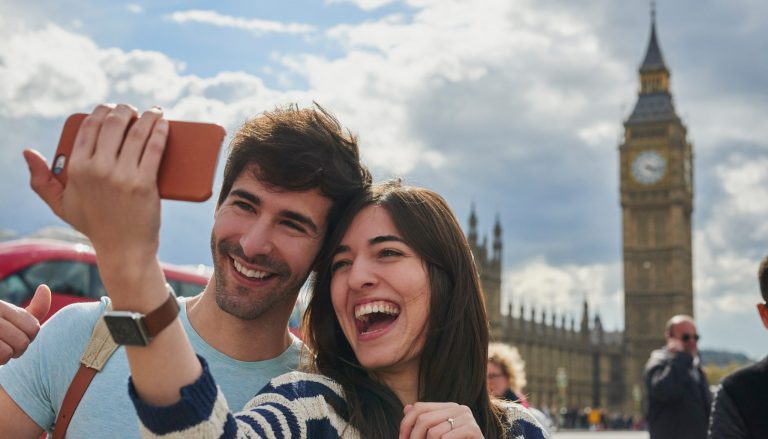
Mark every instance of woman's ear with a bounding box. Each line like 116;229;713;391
757;303;768;329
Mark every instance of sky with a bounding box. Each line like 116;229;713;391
1;0;766;359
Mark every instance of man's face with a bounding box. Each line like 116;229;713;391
210;167;332;320
669;320;699;356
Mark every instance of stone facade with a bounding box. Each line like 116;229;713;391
468;212;626;413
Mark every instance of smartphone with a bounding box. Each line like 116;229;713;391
52;113;226;202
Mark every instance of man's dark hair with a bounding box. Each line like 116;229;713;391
216;103;371;238
759;255;768;302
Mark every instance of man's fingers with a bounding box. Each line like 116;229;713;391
25;285;52;323
0;340;13;365
120;108;164;172
70;104;116;162
0;301;41;340
23;149;64;216
0;315;36;362
91;104;138;166
137;118;168;182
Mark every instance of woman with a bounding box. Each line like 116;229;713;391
132;181;548;438
488;342;529;407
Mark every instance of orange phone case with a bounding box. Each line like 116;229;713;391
53;113;226;202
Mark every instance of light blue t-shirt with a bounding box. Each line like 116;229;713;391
0;296;302;438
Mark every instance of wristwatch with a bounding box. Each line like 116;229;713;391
103;284;179;346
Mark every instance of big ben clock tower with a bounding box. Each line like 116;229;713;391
620;7;694;412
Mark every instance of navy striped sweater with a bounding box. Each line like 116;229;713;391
129;356;548;438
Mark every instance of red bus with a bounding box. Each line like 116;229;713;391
0;239;210;323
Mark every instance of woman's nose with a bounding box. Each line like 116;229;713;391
348;259;377;291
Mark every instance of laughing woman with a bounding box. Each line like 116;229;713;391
132;181;547;438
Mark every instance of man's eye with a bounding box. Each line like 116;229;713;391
234;201;254;212
282;221;306;234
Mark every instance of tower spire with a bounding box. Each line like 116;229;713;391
626;4;677;125
640;1;668;75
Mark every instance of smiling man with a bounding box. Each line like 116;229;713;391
0;103;371;438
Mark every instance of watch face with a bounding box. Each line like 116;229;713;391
631;150;666;185
104;312;150;346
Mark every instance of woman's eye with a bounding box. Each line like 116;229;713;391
379;249;403;258
331;260;350;273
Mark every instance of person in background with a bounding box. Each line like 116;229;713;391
707;255;768;439
644;314;711;439
488;342;555;435
488;342;529;407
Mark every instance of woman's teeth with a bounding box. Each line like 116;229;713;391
354;301;400;322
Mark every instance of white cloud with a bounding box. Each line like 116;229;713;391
126;4;144;14
325;0;400;11
165;10;315;35
0;22;314;130
695;156;768;319
503;258;623;329
0;24;109;117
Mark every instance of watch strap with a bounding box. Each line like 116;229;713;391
142;286;180;338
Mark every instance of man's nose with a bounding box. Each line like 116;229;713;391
240;220;274;256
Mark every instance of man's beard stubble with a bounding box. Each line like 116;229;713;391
210;233;305;320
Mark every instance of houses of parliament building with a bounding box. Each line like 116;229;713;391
471;11;695;417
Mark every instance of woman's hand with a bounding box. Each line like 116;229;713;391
399;402;484;439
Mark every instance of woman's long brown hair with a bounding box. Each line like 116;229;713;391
304;180;508;438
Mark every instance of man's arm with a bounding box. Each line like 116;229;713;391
645;351;693;402
0;386;45;438
25;104;201;406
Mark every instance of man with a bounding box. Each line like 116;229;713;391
0;103;371;437
644;314;711;439
707;256;768;439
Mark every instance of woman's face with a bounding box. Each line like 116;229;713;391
487;361;508;397
330;205;430;375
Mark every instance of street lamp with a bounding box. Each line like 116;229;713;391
556;367;568;429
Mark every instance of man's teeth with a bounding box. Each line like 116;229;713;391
233;259;270;279
354;301;400;322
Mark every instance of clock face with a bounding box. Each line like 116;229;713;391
631;150;666;185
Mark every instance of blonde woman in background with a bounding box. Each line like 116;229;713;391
488;343;529;407
489;343;556;434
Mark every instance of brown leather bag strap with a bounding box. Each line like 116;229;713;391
51;303;119;439
51;364;98;439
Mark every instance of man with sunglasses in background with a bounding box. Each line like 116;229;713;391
707;256;768;439
643;314;711;439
